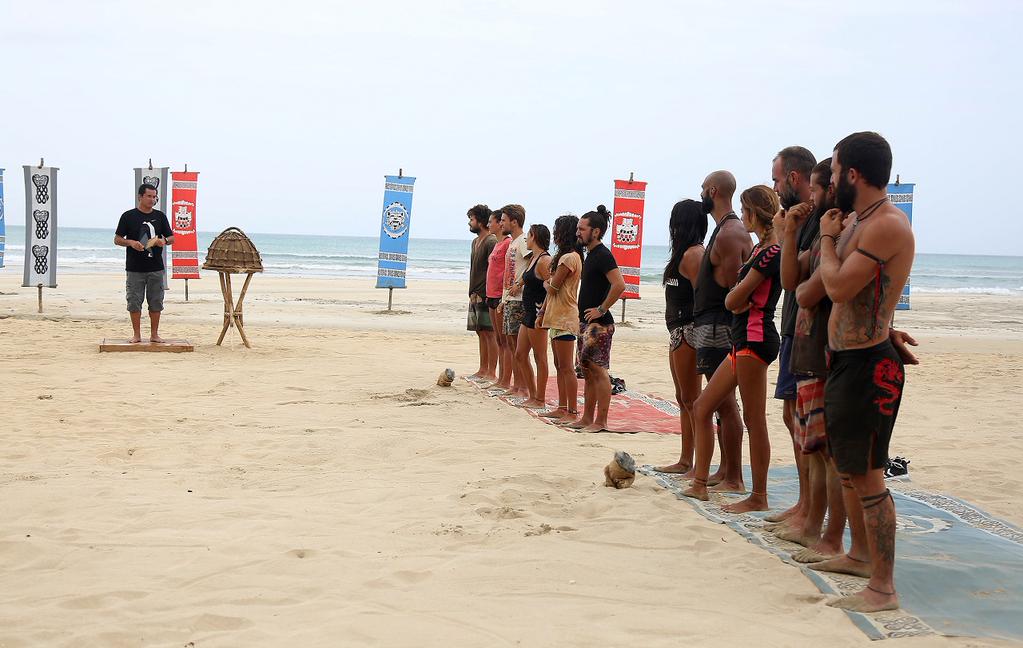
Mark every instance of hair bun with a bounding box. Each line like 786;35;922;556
596;204;608;215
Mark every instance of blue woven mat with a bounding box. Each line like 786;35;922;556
640;464;1023;641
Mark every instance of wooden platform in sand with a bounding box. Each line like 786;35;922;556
99;339;194;353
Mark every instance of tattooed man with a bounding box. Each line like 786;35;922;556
817;132;914;612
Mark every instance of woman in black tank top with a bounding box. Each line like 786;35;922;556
654;200;709;475
514;224;552;409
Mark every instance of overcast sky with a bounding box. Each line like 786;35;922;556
1;0;1019;254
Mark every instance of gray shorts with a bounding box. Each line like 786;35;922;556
126;271;165;312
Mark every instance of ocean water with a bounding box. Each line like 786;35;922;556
2;225;1022;296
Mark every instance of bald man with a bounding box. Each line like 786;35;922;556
685;171;752;494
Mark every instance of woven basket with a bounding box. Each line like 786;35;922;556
203;227;263;273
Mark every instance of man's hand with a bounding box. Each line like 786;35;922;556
820;208;844;238
469;294;479;304
154;236;166;248
583;307;603;323
773;209;787;239
129;240;144;252
890;328;920;365
785;202;813;236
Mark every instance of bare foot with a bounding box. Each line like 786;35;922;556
540;407;568;418
706;470;726;487
721;493;768;514
129;336;143;343
766;515;807;536
566;418;593;429
149;335;165;343
653;461;692;474
774;526;819;548
809;554;872;578
555;411;580;423
764;504;801;523
791;545;841;564
709;480;746;494
827;586;899;613
520;399;546;408
579;424;611;433
681;479;709;501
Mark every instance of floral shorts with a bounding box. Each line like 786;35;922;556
577;321;614;370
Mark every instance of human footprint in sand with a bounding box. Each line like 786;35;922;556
114;183;174;344
683;184;784;513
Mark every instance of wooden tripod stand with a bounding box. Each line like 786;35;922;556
216;271;254;348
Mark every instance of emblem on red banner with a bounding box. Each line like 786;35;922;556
170;171;200;280
610;178;647;300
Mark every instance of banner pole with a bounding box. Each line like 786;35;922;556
185;278;189;302
621;299;626;323
388;287;394;311
37;283;42;313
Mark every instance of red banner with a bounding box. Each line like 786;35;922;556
170;171;200;279
610;178;646;300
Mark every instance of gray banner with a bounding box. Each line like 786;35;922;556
22;165;58;288
134;166;171;289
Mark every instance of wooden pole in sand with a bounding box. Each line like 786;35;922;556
387;287;394;311
621;299;626;323
37;284;42;313
185;278;189;302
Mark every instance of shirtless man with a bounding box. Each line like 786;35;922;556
684;171;750;495
768;146;817;529
816;132;914;613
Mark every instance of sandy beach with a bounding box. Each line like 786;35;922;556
1;272;1021;647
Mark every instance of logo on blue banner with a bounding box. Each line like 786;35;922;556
376;175;416;289
887;182;914;310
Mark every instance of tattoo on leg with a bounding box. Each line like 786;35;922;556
860;489;891;510
862;492;896;566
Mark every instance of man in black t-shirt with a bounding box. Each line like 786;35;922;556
114;184;174;343
567;205;625;433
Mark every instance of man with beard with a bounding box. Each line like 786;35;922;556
768;146;818;530
775;159;852;564
467;204;498;381
685;170;750;494
567;205;625;433
815;132;914;613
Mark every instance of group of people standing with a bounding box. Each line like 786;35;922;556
662;133;918;614
467;204;625;433
466;131;916;614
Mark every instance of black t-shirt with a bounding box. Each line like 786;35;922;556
781;215;821;336
578;243;618;326
116;208;172;273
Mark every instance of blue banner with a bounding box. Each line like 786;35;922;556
375;174;416;289
0;168;5;268
888;182;914;310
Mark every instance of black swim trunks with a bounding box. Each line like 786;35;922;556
824;340;905;475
